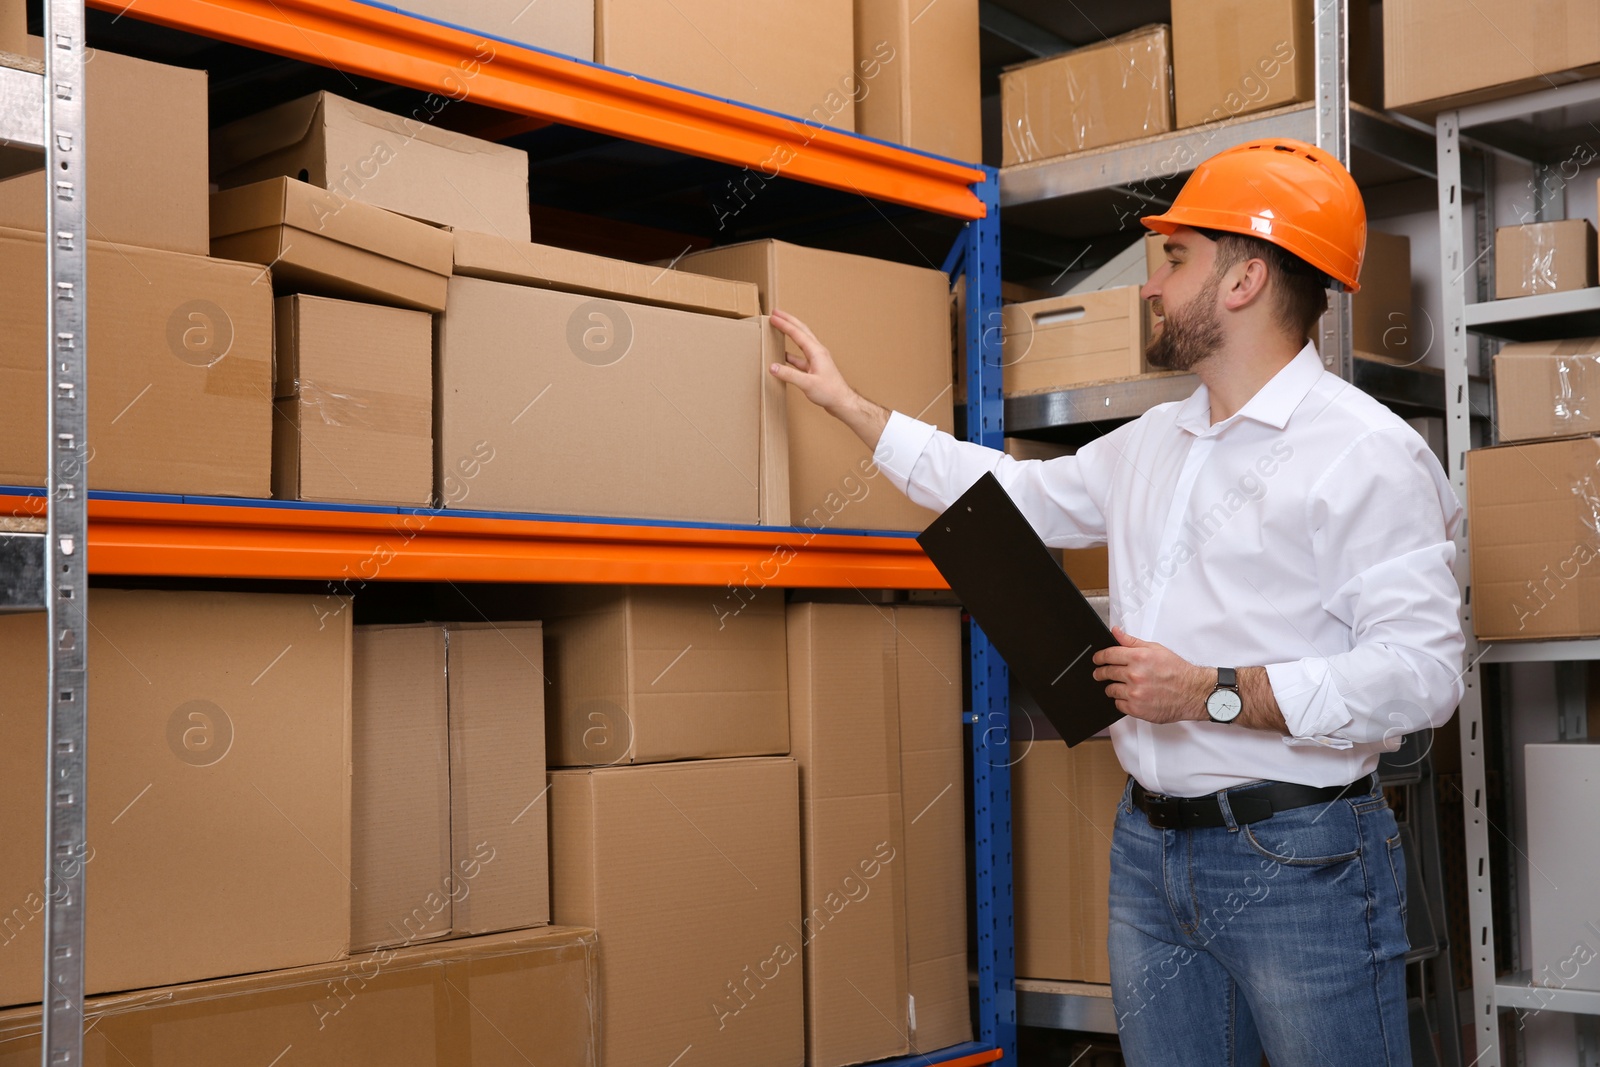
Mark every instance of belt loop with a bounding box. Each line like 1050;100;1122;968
1216;788;1240;833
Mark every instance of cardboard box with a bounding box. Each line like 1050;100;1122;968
1354;231;1415;365
444;622;549;937
855;0;981;162
596;0;856;129
273;294;433;506
787;602;910;1066
0;41;207;255
453;229;759;318
0;227;272;496
1495;220;1598;300
211;177;454;312
0;590;352;1007
1171;0;1313;129
549;758;804;1067
352;622;550;950
1001;286;1146;395
0;0;24;54
679;240;954;532
384;0;593;60
212;91;531;238
538;585;788;766
0;927;599;1067
1000;25;1174;166
892;606;972;1052
1466;436;1600;640
352;626;452;952
1495;338;1600;443
1014;739;1126;983
436;276;775;522
1385;0;1600;113
1525;743;1600;992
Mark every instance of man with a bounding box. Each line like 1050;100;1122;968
768;138;1463;1066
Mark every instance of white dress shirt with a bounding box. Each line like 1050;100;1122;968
875;343;1466;796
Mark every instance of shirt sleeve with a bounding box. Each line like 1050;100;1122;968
873;410;1112;548
1265;427;1466;747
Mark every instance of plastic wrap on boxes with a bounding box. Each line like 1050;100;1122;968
0;928;600;1067
1000;25;1174;167
1493;220;1598;300
1495;338;1600;443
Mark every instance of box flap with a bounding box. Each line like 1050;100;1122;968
210;91;325;177
452;229;758;318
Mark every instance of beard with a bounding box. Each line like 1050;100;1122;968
1145;272;1224;372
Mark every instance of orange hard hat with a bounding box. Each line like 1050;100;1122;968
1141;138;1367;293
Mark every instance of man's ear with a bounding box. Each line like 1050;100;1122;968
1221;257;1272;312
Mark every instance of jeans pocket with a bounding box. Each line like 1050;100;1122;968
1240;802;1363;866
1386;833;1408;926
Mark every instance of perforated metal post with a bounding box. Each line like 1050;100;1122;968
41;0;90;1062
958;168;1016;1063
1313;0;1354;384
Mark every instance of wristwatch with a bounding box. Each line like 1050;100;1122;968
1205;667;1243;723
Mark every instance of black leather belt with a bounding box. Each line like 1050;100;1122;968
1131;773;1379;830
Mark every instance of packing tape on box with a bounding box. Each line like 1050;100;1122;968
1002;27;1170;165
1528;226;1561;296
1553;355;1599;430
294;379;432;430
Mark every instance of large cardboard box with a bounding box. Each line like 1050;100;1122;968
352;625;453;951
549;758;804;1067
1525;743;1600;992
1466;436;1600;640
1495;220;1598;300
211;177;454;312
1494;338;1600;443
893;606;972;1052
453;228;759;318
1171;0;1313;129
539;585;789;766
273;294;433;506
0;0;23;53
1354;231;1415;365
0;927;599;1067
1000;25;1174;167
445;622;549;937
0;41;207;254
351;622;550;951
786;602;910;1066
0;228;272;496
679;240;954;532
0;590;352;1007
1014;739;1126;983
596;0;856;128
212;91;531;238
1385;0;1600;114
855;0;981;162
384;0;594;60
1001;287;1146;395
436;275;776;521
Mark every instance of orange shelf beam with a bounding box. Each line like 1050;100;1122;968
93;0;987;219
1;496;948;589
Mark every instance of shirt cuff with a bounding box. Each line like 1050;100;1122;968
1266;659;1356;750
872;411;937;497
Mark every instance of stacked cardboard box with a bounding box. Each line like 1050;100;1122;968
0;590;353;1007
856;0;982;161
786;602;971;1065
1000;286;1148;394
384;0;594;60
1494;220;1598;300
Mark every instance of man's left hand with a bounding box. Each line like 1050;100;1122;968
1092;627;1213;724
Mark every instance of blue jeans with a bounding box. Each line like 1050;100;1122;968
1108;775;1411;1066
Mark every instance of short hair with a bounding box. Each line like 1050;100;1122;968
1195;228;1331;342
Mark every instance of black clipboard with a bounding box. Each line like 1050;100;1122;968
917;471;1123;746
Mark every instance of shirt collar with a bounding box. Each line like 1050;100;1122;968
1173;342;1324;437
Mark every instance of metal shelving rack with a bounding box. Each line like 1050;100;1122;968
0;1;1010;1063
1437;74;1600;1067
994;1;1466;1060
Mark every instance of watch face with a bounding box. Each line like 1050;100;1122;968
1207;688;1243;722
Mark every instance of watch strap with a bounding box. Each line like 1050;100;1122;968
1216;667;1237;689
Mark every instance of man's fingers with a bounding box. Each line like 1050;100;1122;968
768;362;804;387
1092;666;1129;684
1093;646;1134;666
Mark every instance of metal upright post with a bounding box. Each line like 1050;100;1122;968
961;169;1016;1064
1437;107;1500;1067
1313;0;1354;383
41;0;91;1062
